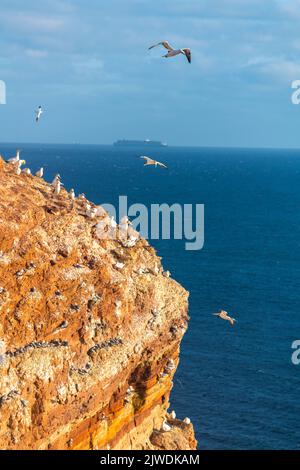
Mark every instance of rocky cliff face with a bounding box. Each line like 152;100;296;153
0;157;197;450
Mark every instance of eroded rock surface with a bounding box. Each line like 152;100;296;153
0;157;197;450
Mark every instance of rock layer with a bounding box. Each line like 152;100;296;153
0;157;197;450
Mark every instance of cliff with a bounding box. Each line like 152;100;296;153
0;156;197;450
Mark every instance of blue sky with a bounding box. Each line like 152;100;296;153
1;0;300;147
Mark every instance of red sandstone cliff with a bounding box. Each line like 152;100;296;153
0;156;197;450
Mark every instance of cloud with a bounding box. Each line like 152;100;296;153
25;49;48;59
0;11;67;33
243;55;300;82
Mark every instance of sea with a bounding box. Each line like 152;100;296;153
1;143;300;450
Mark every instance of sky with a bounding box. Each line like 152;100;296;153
1;0;300;147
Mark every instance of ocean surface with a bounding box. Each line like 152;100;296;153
1;143;300;450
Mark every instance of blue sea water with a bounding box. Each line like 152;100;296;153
1;143;300;450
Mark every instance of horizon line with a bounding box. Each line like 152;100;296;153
1;141;300;152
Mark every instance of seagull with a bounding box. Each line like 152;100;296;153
7;150;21;164
183;417;191;425
111;216;117;228
35;106;43;123
149;41;191;63
51;174;61;186
161;421;172;432
170;410;176;420
140;156;167;169
21;168;31;176
213;310;236;326
86;207;98;219
35;167;43;178
69;188;75;200
15;160;26;175
54;179;61;196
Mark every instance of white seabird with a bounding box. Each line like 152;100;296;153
15;160;26;175
51;174;61;186
140;156;167;169
7;149;21;164
183;417;191;425
161;421;172;432
149;41;191;63
22;168;31;176
35;106;43;123
86;207;98;219
54;179;61;196
115;262;125;270
170;410;176;420
212;310;236;326
69;189;75;200
110;217;117;229
35;167;43;178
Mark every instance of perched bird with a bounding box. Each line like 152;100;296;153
161;421;172;432
51;174;61;187
21;168;31;176
110;216;117;229
35;167;43;178
140;156;167;169
35;106;43;123
69;188;75;200
213;310;236;326
183;417;191;425
86;207;97;219
115;262;125;270
170;410;176;420
54;179;61;196
120;216;132;226
7;149;21;164
15;160;26;175
149;41;191;63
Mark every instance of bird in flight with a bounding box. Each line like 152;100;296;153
35;106;43;123
140;156;167;169
213;310;236;326
149;41;191;63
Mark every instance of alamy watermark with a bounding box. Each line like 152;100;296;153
0;80;6;104
291;340;300;365
95;196;204;251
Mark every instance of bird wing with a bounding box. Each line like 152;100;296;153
140;156;152;163
149;41;174;51
157;161;167;169
184;49;191;63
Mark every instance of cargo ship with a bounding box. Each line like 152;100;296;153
113;139;167;148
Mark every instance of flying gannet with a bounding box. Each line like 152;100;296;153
35;167;43;178
35;106;43;123
149;41;191;63
140;156;167;169
213;310;236;326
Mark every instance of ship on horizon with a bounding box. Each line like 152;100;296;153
113;139;167;148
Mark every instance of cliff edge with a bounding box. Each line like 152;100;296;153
0;157;197;450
